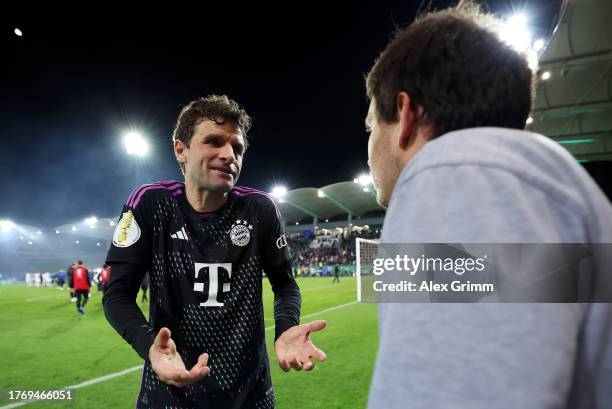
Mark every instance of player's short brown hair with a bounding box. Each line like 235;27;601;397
172;95;252;173
366;0;533;138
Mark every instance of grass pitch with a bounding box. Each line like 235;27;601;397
0;277;377;409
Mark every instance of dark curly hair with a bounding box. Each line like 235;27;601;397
172;95;252;174
366;0;533;138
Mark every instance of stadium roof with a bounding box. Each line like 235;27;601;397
278;182;384;224
529;0;612;161
48;181;385;240
53;218;117;241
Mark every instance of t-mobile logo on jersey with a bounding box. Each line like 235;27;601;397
193;263;232;307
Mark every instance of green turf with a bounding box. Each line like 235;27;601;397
0;277;378;408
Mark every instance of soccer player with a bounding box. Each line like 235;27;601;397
69;260;91;315
103;95;326;408
332;265;340;283
140;275;148;303
99;264;111;294
66;261;77;302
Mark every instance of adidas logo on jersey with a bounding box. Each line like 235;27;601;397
171;227;189;241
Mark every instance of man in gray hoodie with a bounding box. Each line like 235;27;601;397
365;1;612;408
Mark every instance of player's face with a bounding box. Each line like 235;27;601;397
366;100;402;208
181;119;245;192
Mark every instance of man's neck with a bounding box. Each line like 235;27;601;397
184;178;228;213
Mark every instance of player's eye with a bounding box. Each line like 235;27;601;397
205;137;222;146
233;145;244;156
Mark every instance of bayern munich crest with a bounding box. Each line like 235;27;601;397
229;219;253;246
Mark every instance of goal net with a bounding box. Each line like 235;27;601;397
356;238;380;303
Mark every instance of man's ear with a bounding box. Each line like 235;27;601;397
396;92;423;150
174;139;188;164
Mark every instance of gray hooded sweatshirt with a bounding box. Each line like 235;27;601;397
367;127;612;409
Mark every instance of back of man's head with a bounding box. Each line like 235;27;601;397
366;0;532;138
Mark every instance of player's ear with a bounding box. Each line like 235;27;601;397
396;92;421;151
174;139;188;164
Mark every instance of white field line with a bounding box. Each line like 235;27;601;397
0;300;359;409
0;367;143;409
0;295;66;306
265;300;357;322
299;301;358;321
25;295;58;302
262;283;351;298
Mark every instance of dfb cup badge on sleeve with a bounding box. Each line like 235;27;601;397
112;210;141;248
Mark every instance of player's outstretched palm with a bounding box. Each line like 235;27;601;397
149;327;210;387
275;320;327;372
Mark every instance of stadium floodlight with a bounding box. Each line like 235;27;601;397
356;173;373;186
541;71;551;80
96;242;101;246
499;13;532;52
37;230;42;235
72;226;77;231
270;186;288;199
295;222;299;225
109;221;115;226
55;230;60;234
14;28;23;37
75;240;80;244
123;130;149;156
0;220;15;232
533;38;545;52
317;190;326;198
84;216;97;226
27;241;32;245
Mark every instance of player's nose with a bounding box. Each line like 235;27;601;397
218;142;236;162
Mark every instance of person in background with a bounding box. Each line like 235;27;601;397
66;262;77;302
332;265;340;283
140;274;148;303
69;260;91;315
99;264;111;295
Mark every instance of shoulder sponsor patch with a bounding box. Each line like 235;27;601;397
276;234;287;249
112;210;141;248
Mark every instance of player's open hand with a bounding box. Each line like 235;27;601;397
149;327;210;387
275;320;327;372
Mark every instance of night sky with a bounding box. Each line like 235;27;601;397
1;1;561;228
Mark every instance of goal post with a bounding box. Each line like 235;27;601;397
356;238;380;303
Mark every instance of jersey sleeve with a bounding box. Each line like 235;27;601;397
105;186;154;270
257;196;301;340
258;196;292;271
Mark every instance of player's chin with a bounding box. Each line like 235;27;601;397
210;178;236;193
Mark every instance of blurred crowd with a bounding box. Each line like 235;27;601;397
288;227;380;277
